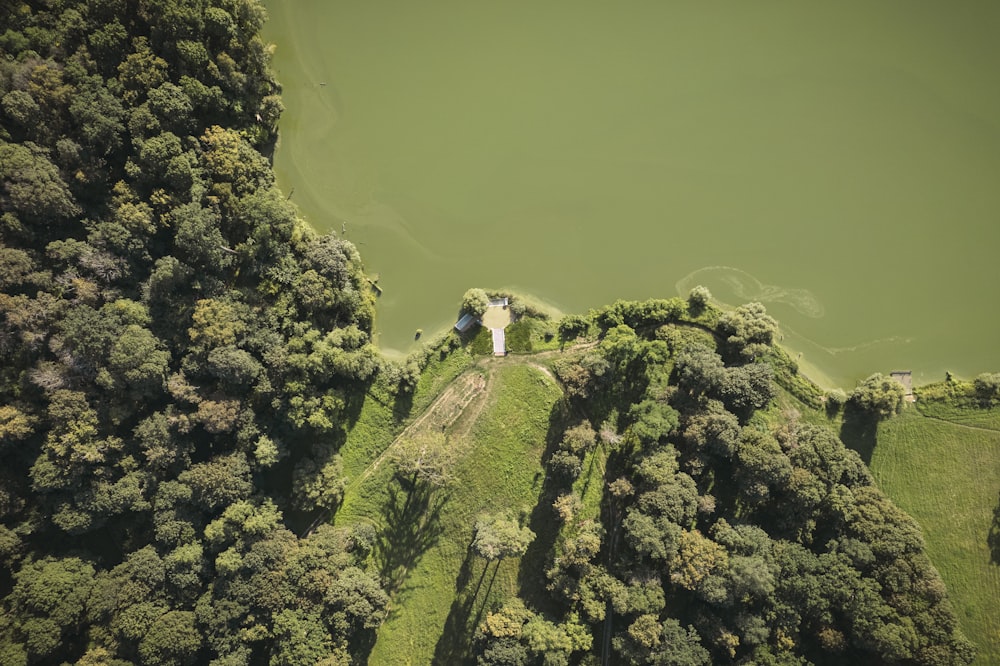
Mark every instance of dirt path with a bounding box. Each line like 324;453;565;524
921;413;1000;434
348;343;592;490
347;341;596;493
350;371;488;491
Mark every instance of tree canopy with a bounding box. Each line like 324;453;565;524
525;300;975;666
0;1;389;662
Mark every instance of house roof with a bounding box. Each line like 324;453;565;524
454;312;478;333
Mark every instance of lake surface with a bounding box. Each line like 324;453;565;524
264;1;1000;387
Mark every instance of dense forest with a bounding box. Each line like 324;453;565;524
0;1;977;665
0;1;394;663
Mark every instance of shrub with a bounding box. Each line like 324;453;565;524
849;373;905;419
462;288;489;317
548;451;583;481
688;285;711;312
973;372;1000;404
558;314;590;342
468;327;493;355
826;388;848;412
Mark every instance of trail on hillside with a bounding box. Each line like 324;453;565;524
350;370;490;492
347;344;582;493
919;413;1000;434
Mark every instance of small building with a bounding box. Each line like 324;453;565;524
454;312;478;333
489;297;509;308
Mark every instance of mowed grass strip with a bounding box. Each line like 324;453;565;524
341;363;563;665
872;409;1000;664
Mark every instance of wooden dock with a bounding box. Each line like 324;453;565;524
890;371;915;402
491;328;506;356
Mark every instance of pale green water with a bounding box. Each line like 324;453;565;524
264;1;1000;387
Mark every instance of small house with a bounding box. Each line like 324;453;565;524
454;312;478;333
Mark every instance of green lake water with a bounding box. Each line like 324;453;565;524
263;1;1000;388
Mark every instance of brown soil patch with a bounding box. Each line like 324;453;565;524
481;305;512;329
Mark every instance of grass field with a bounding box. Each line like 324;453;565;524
338;346;473;487
871;408;1000;664
337;360;563;665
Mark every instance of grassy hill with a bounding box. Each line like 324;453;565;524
330;320;998;665
335;350;564;664
870;404;1000;664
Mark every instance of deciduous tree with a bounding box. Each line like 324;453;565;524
389;431;458;487
472;514;535;562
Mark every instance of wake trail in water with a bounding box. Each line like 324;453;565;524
676;265;825;318
676;265;912;357
780;323;913;357
336;200;443;262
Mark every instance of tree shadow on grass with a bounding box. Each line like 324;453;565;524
839;404;879;465
517;399;577;616
357;381;416;425
392;388;416;425
373;477;448;597
432;555;501;666
989;491;1000;566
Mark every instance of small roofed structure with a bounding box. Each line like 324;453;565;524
489;297;509;308
492;328;506;356
454;312;478;333
890;371;915;402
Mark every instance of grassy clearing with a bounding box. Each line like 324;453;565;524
338;362;563;665
916;400;1000;431
339;346;473;484
574;447;609;525
871;409;1000;664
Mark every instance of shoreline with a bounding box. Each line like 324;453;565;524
369;286;974;394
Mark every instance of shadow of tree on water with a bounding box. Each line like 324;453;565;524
373;476;448;597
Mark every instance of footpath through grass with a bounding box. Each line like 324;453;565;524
338;348;473;495
871;408;1000;664
338;361;563;665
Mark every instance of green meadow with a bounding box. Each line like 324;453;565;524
870;406;1000;664
336;354;564;664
